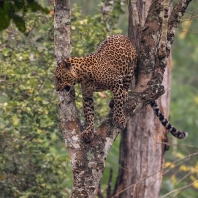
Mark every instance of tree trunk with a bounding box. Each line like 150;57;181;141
113;1;172;197
113;59;172;198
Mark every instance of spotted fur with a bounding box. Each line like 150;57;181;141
55;34;187;143
56;35;137;142
150;101;188;139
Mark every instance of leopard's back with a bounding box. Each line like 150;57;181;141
94;34;137;76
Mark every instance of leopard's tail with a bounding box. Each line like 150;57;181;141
150;101;188;139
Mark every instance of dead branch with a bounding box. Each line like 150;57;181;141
160;180;198;198
111;150;198;197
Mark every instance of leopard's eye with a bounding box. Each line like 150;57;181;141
64;85;70;92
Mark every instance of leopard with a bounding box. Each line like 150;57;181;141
55;34;188;143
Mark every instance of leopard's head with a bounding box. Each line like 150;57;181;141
55;58;77;92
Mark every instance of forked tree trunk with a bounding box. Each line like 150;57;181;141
54;0;192;197
113;1;171;197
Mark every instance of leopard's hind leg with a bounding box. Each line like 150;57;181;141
109;61;135;108
110;77;126;130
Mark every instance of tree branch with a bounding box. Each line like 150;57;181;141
130;0;140;26
160;180;198;198
101;0;115;31
111;151;198;197
167;0;193;54
102;0;115;15
158;0;169;58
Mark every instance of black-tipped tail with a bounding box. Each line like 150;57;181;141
150;101;188;139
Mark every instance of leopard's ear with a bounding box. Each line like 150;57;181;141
58;58;71;69
63;58;72;69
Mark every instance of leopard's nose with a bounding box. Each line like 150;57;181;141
64;85;71;92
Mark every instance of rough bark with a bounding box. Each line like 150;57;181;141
113;55;172;197
113;89;171;197
54;0;192;197
113;0;191;197
114;1;166;197
128;0;151;50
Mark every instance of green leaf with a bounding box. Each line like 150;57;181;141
0;8;10;31
0;0;49;32
12;14;26;32
27;0;49;14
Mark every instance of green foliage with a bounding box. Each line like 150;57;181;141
71;3;123;57
0;10;71;197
0;0;49;32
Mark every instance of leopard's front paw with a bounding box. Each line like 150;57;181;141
113;113;126;130
81;128;94;143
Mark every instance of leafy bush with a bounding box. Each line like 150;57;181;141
0;10;72;197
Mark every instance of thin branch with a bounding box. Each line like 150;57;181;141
101;0;115;29
158;0;170;59
111;169;162;198
167;0;193;52
159;141;192;155
38;75;49;95
130;0;140;26
102;0;115;15
159;141;198;150
111;151;198;197
163;151;198;174
160;180;198;198
176;171;192;185
179;30;198;34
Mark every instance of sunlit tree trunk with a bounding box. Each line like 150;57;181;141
113;1;172;197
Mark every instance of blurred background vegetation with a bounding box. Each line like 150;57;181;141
0;0;197;197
